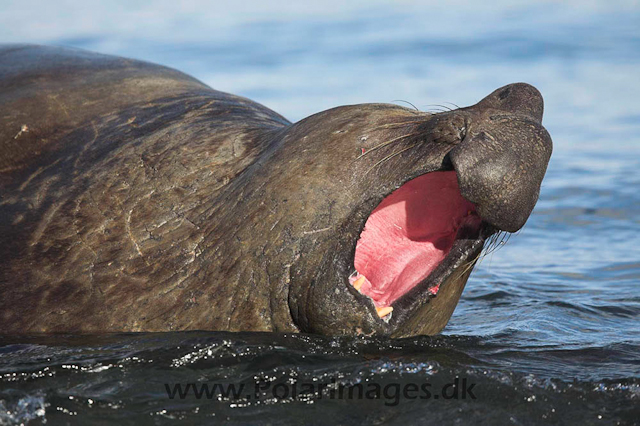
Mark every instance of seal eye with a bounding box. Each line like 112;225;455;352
458;125;467;141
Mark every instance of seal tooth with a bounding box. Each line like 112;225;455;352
353;276;365;291
376;307;393;318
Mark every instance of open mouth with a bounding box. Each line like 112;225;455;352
348;171;483;319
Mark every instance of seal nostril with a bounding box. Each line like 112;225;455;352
499;88;511;100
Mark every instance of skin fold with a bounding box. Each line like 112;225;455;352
0;45;552;336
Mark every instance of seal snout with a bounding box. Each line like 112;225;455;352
479;82;545;123
447;83;553;233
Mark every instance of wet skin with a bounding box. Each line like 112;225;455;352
0;45;552;336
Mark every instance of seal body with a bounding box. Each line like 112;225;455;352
0;45;552;336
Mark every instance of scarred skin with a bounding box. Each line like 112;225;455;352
0;45;552;336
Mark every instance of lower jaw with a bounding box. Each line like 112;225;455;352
347;220;491;334
389;248;482;337
388;223;489;335
347;170;485;321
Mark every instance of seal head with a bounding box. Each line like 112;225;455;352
283;83;552;336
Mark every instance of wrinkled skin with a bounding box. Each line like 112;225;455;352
0;45;552;336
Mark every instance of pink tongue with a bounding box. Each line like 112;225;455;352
352;171;478;307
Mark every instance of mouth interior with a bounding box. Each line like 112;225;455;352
350;171;480;308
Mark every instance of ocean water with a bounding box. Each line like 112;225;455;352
1;1;639;424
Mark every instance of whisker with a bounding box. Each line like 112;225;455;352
484;231;504;256
485;233;499;253
455;250;483;281
452;230;513;282
424;104;453;112
369;119;426;131
391;100;419;111
365;143;418;175
358;132;421;159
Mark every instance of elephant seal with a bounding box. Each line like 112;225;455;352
0;45;552;336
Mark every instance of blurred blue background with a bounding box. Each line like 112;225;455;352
1;1;639;424
2;0;638;146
